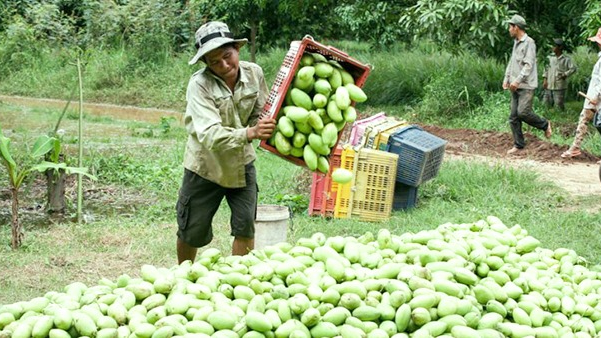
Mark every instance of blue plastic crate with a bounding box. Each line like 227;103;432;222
393;183;418;211
387;125;447;186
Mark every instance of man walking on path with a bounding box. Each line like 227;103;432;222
503;14;552;155
561;27;601;160
543;38;577;111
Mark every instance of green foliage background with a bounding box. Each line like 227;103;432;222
1;0;600;109
0;0;600;151
1;0;601;62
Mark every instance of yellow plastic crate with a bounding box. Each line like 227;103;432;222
334;146;399;222
354;116;407;150
369;120;407;150
353;117;390;148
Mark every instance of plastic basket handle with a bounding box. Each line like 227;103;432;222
303;35;349;58
328;46;349;58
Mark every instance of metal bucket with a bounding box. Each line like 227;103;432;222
254;205;290;250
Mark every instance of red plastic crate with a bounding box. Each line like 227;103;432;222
259;36;371;168
308;173;331;216
308;146;342;217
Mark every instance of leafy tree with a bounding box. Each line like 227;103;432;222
336;0;413;48
120;0;187;63
187;0;347;61
579;0;601;40
502;0;586;57
0;14;37;76
0;0;37;31
268;0;348;43
25;1;76;44
1;0;599;78
79;0;126;49
188;0;269;62
398;0;513;57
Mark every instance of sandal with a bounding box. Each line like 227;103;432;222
561;149;581;158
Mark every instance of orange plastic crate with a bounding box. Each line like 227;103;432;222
308;173;328;216
334;146;398;222
259;36;371;168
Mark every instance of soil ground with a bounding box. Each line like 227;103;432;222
422;125;601;197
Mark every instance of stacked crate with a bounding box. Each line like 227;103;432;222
386;125;448;210
348;115;420;212
263;38;446;219
347;113;387;146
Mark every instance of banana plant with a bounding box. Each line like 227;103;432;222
0;128;96;249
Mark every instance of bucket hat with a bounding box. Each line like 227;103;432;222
508;15;527;29
553;38;564;47
189;21;248;65
588;27;601;44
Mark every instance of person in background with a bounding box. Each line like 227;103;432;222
561;28;601;159
543;38;577;111
503;14;552;155
176;21;277;263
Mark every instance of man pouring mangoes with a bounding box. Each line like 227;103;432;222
176;21;276;263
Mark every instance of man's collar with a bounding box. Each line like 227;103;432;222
238;63;250;83
516;33;528;42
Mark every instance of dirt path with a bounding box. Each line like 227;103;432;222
531;161;601;196
0;95;181;123
423;125;601;197
445;152;601;197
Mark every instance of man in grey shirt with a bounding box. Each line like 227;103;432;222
503;14;552;155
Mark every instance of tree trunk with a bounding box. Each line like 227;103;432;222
10;187;22;249
250;22;257;63
46;167;66;214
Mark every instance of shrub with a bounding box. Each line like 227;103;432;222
463;91;512;131
0;17;37;76
361;42;504;114
565;45;599;100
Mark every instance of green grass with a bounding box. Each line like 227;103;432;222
1;101;600;305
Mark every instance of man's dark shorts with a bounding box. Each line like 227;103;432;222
176;163;257;248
